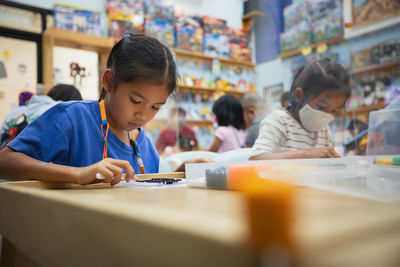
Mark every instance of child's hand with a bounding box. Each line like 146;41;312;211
75;158;135;186
304;147;341;158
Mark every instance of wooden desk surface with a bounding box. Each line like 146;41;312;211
0;181;399;267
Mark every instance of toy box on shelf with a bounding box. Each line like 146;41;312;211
308;0;342;21
203;16;227;35
311;9;343;43
145;0;174;23
350;38;400;108
228;28;252;62
54;4;108;37
351;38;400;68
108;9;144;38
144;0;175;47
204;33;230;58
203;16;229;58
280;21;312;53
175;10;204;53
106;0;144;15
283;1;310;30
144;19;175;47
280;0;343;53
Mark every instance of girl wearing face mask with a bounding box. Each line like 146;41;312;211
250;59;351;160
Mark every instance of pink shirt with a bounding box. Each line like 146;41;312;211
214;126;246;153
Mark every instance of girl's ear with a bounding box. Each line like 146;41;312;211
294;87;304;104
102;69;114;93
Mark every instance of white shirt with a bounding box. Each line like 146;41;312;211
251;109;331;157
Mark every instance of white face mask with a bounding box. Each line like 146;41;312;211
299;104;334;132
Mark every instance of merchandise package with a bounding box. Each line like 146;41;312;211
204;33;230;58
108;9;144;38
228;27;251;62
175;11;204;53
106;0;144;15
54;4;108;37
144;19;175;47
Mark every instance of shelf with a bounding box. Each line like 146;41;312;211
178;85;246;96
279;36;344;59
172;49;215;61
223;89;246;96
350;61;400;75
46;28;115;52
242;10;266;32
339;104;386;116
172;49;255;67
187;119;213;126
178;85;216;93
149;118;212;126
219;58;255;67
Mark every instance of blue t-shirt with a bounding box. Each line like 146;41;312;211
8;100;159;173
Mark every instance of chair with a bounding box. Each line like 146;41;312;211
215;148;253;162
165;151;219;171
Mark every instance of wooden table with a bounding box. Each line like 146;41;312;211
0;180;399;267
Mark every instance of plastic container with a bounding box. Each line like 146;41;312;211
367;108;400;156
186;157;400;202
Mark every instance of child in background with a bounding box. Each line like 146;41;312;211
208;94;246;153
250;59;351;160
0;34;177;186
0;84;82;149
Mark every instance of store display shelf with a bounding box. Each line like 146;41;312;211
339;104;387;116
47;28;115;51
178;85;217;93
172;49;255;67
178;85;246;96
279;36;344;59
350;61;400;75
187;119;213;125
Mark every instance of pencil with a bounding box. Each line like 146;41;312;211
95;172;186;181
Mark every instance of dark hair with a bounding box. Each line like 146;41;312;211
99;34;177;100
212;94;245;130
280;91;291;107
290;59;351;101
178;107;186;117
47;84;82;101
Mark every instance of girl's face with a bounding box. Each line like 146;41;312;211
307;90;348;117
103;72;169;131
294;87;347;117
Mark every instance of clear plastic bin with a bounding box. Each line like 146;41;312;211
367;108;400;156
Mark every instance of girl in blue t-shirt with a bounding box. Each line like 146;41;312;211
0;34;177;186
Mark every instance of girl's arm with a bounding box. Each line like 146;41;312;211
249;147;340;160
0;147;135;186
208;136;222;152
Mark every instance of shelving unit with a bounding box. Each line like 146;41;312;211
350;61;400;75
42;28;114;93
178;85;245;96
172;49;255;68
338;104;387;122
279;36;344;59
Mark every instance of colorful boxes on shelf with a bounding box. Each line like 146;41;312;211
106;0;144;15
228;28;252;62
54;4;108;37
144;0;175;47
280;0;344;53
108;9;144;38
175;11;204;53
144;19;175;47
